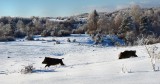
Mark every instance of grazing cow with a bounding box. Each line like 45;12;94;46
42;57;65;67
118;50;138;59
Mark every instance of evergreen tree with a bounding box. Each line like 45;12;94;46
139;16;153;36
119;16;135;34
118;16;136;45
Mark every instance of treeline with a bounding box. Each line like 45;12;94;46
86;5;160;45
0;16;86;41
1;5;160;45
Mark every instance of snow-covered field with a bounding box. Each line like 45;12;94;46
0;34;160;84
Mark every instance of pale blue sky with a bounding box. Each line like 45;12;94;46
0;0;159;17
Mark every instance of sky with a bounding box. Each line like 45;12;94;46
0;0;159;17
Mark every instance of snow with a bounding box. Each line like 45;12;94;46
48;18;67;22
0;34;160;84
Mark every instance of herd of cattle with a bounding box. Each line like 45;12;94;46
42;50;138;67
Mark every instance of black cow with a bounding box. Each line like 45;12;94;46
118;50;138;59
42;57;65;67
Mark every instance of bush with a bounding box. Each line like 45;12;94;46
52;39;56;41
0;36;15;42
67;38;71;42
57;30;71;37
134;35;160;45
25;35;34;41
145;35;160;45
125;31;136;46
73;39;76;42
21;65;35;74
7;36;16;41
41;30;50;37
56;41;60;44
14;30;26;38
92;33;103;45
72;29;85;34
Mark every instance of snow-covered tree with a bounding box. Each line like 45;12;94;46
151;9;160;34
118;16;135;35
114;13;123;32
97;15;110;34
118;16;136;45
16;20;25;31
130;4;142;23
119;16;135;33
139;16;153;36
15;20;26;38
87;10;99;35
2;24;13;36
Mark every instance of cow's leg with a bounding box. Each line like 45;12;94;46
45;64;50;68
45;65;48;68
45;64;51;70
60;61;65;66
52;65;60;70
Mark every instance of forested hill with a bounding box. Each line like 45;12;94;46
0;5;160;45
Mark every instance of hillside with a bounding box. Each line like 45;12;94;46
0;34;160;84
1;6;160;39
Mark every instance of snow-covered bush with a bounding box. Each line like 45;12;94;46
134;35;148;45
72;25;86;34
52;38;56;41
41;30;50;37
57;30;71;37
92;33;103;45
145;35;160;44
125;31;136;46
145;45;160;71
121;64;132;73
67;38;71;42
0;36;15;42
56;41;60;44
21;65;35;74
72;39;76;42
134;35;160;46
14;30;26;38
25;35;34;41
91;35;125;46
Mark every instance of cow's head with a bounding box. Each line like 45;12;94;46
42;57;49;64
130;50;137;56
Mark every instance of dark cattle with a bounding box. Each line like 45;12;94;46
42;57;65;67
118;50;138;59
